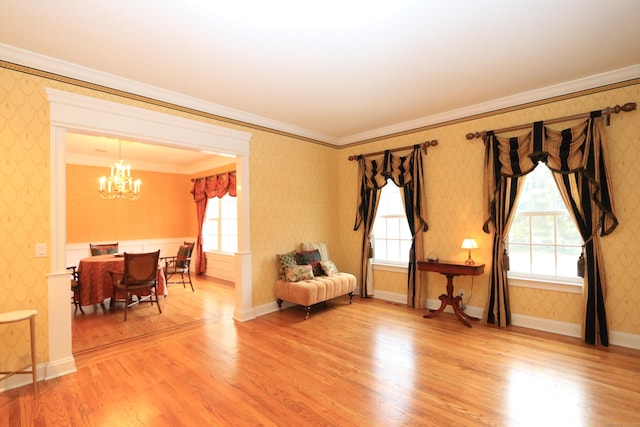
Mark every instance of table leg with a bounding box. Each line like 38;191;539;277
423;294;449;318
423;273;479;328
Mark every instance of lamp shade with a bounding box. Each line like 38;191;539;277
461;238;478;250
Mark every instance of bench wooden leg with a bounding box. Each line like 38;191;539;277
305;306;311;320
349;292;354;304
277;299;283;311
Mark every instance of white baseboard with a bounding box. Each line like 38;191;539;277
254;301;285;318
510;313;582;338
44;355;77;381
233;305;256;322
609;330;640;350
372;289;406;304
372;290;640;350
0;361;47;393
0;354;79;393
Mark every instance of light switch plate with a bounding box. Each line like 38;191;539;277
36;243;47;258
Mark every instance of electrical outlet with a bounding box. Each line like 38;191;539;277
459;289;465;298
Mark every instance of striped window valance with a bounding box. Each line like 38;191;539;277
483;112;617;236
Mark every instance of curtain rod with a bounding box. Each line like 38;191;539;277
348;140;438;161
190;171;236;182
465;102;636;140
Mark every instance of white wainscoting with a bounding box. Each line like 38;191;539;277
66;238;196;269
205;252;235;282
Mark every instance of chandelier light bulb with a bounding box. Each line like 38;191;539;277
98;141;141;200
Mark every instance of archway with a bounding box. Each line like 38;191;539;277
45;89;253;378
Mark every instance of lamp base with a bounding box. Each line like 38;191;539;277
465;251;475;265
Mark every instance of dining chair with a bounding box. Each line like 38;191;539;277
109;250;162;321
66;266;84;314
161;242;195;292
89;242;119;256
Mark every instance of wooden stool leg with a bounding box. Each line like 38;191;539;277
0;310;38;396
29;313;37;396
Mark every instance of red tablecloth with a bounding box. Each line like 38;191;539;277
77;254;166;306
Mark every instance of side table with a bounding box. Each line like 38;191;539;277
417;260;485;327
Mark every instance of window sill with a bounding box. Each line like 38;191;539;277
204;250;236;256
372;261;408;273
508;275;582;294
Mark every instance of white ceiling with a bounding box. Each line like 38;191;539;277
1;0;639;150
64;133;234;174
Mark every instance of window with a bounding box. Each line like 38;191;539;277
372;184;412;264
507;165;582;283
202;194;238;253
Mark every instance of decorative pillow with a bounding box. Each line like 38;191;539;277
285;264;314;282
176;244;193;268
307;261;324;277
301;242;330;261
320;260;339;276
277;251;298;280
296;249;321;265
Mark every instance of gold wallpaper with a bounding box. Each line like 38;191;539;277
339;84;640;334
0;68;51;371
249;131;340;305
0;64;639;378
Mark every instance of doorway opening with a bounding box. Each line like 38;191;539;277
47;88;253;374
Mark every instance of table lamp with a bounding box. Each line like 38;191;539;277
461;238;478;265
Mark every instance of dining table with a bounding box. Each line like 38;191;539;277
77;254;167;307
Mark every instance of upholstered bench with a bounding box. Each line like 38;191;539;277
275;273;356;319
275;243;356;319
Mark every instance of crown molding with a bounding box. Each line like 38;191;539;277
0;43;337;145
338;64;640;146
2;43;638;147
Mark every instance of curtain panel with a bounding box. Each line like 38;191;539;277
191;172;237;274
482;113;617;345
353;146;428;307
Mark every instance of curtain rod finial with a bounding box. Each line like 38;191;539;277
466;131;485;140
619;102;636;113
421;140;438;153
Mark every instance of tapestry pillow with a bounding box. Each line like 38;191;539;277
277;251;299;280
320;260;339;276
296;249;321;265
307;261;324;277
285;264;314;282
300;242;330;261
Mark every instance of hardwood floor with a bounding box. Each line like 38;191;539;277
71;275;234;354
2;281;640;426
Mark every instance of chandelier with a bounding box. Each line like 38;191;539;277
98;140;141;200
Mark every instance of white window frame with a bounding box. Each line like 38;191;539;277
202;193;238;254
507;166;583;294
371;184;412;269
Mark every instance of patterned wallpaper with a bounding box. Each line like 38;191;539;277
0;65;342;373
0;64;638;377
249;130;340;305
0;68;51;371
339;84;640;334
